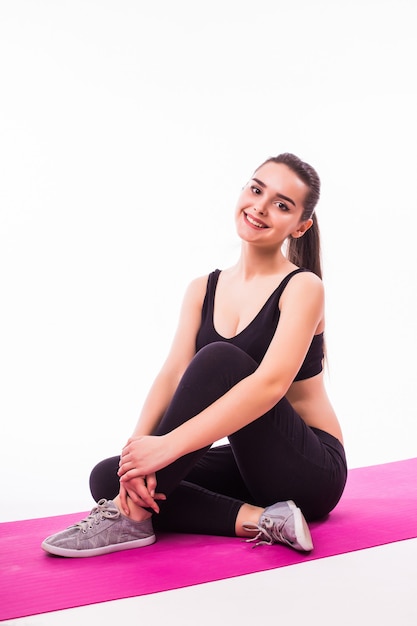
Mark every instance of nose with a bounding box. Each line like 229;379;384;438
254;201;267;215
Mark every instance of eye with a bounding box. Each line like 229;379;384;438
275;201;289;212
250;185;261;195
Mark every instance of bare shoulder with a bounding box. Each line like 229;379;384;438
163;274;210;367
181;273;210;311
283;270;324;298
279;270;325;318
188;273;210;291
186;273;209;297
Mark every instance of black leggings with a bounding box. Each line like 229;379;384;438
90;342;347;536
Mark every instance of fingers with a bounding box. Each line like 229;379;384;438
121;476;163;514
118;443;166;513
120;437;139;460
118;450;141;479
119;484;130;516
118;451;130;477
118;466;143;481
118;441;142;478
146;472;157;498
145;473;166;503
124;487;147;509
134;481;160;513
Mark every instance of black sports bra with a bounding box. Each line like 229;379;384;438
195;268;324;382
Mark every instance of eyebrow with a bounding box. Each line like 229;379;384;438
252;177;296;207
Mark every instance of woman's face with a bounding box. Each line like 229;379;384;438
234;161;313;248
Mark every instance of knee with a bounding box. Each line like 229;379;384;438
193;342;257;378
89;456;120;501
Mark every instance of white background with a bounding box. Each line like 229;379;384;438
1;0;416;522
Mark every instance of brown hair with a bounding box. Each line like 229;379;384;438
257;153;322;278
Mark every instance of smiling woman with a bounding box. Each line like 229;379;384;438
236;158;315;253
41;153;347;559
234;156;322;279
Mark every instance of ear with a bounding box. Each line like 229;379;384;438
290;218;313;239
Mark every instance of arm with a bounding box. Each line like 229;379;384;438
130;275;208;437
170;272;325;452
118;275;207;512
120;272;325;477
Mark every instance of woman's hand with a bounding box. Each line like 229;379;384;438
118;434;177;480
119;473;166;515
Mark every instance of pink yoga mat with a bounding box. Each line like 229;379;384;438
1;457;416;621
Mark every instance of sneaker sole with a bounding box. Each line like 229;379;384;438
41;533;156;558
287;500;314;551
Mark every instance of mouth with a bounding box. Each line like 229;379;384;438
244;212;268;229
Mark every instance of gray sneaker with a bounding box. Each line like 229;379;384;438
41;499;156;557
243;500;313;552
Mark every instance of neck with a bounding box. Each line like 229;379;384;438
234;242;291;279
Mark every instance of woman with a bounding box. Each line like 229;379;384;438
42;153;347;557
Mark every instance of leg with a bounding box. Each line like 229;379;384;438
88;455;313;551
89;447;253;536
228;402;347;521
87;342;257;515
90;342;346;528
150;342;259;497
43;342;345;555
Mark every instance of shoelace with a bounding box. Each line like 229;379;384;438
74;499;120;532
244;515;293;547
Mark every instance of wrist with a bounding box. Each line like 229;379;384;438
164;428;188;461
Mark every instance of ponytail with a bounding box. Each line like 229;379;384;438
256;152;322;278
287;215;322;279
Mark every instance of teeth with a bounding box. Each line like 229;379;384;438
246;213;266;228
